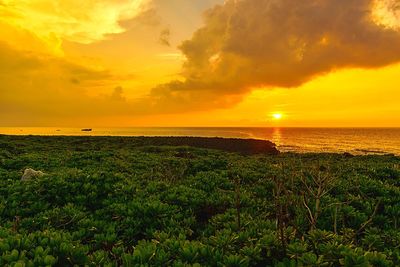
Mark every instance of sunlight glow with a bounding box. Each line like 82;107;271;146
272;113;283;120
372;0;400;30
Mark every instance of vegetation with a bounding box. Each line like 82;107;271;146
0;135;399;266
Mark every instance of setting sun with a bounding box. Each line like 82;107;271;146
272;113;283;120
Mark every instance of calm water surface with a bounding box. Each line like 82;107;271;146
1;127;399;155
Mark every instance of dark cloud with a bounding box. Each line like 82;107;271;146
387;0;400;11
70;78;80;84
159;28;171;46
146;0;400;112
110;86;126;102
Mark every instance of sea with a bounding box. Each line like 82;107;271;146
0;127;399;155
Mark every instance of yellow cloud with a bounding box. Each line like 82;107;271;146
0;41;132;126
373;0;400;30
0;0;149;53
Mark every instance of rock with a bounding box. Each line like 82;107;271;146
139;137;280;155
21;168;44;181
342;152;354;158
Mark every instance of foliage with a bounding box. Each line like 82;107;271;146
0;135;399;266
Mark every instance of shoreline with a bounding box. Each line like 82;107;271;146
1;127;399;156
0;134;398;157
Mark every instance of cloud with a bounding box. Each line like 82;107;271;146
0;41;134;125
146;0;400;113
131;7;162;27
110;86;127;102
159;28;171;46
0;0;150;52
373;0;400;29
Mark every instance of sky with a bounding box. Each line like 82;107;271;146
0;0;399;127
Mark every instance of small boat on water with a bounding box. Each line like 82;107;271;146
81;128;92;132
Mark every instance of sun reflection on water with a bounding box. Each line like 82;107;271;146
271;127;282;147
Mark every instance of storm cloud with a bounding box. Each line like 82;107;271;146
148;0;400;111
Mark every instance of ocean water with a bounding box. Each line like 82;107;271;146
1;127;399;155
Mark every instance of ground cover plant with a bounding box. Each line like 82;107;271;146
0;135;399;266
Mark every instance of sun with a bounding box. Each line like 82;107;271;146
272;113;283;120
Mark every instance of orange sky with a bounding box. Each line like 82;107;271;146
0;0;399;127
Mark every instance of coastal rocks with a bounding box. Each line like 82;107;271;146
21;168;44;181
139;137;280;155
342;152;354;158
